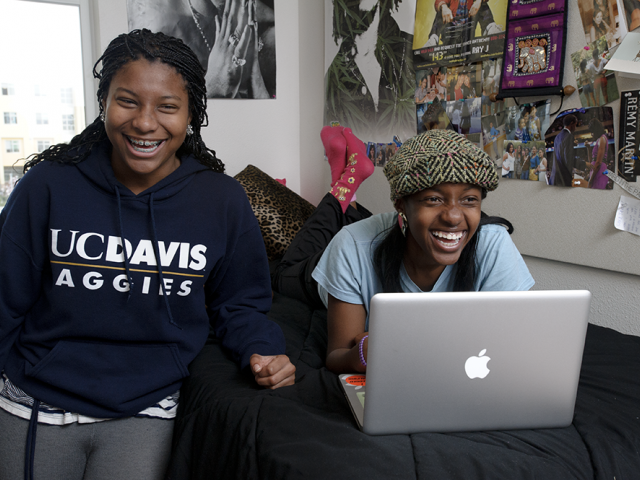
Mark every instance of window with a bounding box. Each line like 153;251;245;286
4;167;24;184
0;0;94;208
3;112;17;124
62;114;75;131
37;140;51;152
5;140;20;153
61;88;73;104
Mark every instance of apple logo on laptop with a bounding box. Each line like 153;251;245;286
465;349;491;379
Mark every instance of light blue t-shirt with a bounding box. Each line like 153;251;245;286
312;212;534;328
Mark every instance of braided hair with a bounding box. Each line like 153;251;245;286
23;29;224;173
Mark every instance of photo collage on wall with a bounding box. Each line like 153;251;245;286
570;0;632;110
412;55;509;153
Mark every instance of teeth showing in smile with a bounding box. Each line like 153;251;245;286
127;136;162;152
433;231;463;241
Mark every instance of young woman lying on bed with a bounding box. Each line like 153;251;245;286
272;128;534;373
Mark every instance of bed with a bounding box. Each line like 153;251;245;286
166;166;640;479
166;291;640;479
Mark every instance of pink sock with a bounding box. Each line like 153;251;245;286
320;125;347;185
330;128;374;213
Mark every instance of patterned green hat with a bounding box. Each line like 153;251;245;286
383;129;499;202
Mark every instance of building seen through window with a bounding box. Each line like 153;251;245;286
0;0;87;208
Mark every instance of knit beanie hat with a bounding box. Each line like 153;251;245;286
383;129;499;202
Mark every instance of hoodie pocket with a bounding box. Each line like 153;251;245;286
25;340;189;411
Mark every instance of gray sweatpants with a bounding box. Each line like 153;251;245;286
0;408;174;480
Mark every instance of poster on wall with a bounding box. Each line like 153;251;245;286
544;107;614;189
618;90;640;182
412;0;508;69
127;0;276;99
324;0;417;144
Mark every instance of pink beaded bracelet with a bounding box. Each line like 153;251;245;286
359;335;368;367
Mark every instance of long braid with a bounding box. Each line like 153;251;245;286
23;29;224;173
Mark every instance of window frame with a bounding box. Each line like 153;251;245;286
20;0;96;123
5;140;20;153
3;112;17;125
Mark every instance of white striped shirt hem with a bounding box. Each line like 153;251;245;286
0;375;178;425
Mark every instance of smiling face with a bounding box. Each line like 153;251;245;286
396;183;482;289
102;58;191;194
518;118;525;129
594;11;603;24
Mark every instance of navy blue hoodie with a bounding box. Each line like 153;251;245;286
0;142;285;418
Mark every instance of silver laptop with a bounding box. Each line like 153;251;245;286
339;290;591;435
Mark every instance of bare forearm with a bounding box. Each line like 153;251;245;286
326;346;365;374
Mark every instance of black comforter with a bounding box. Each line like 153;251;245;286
167;293;640;479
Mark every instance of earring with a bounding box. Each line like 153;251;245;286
186;124;194;135
100;112;105;122
398;212;408;237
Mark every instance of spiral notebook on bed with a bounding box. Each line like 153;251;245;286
339;290;591;435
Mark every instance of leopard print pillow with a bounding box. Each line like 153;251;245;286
234;165;316;260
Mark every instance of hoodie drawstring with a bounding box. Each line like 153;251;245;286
24;400;40;480
149;193;180;329
115;186;135;302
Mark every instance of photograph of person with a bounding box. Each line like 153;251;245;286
415;73;431;106
548;113;579;186
481;113;506;162
375;143;387;167
621;0;640;31
501;141;515;178
527;143;545;181
505;101;550;142
448;101;464;133
367;142;377;163
481;58;503;116
420;0;504;48
571;40;619;108
545;106;614;188
576;0;626;48
127;0;276;99
433;66;448;100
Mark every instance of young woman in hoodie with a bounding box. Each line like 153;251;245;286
0;29;294;480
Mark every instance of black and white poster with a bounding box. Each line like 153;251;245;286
324;0;417;143
619;90;640;182
127;0;276;99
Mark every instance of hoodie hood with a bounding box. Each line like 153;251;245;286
75;140;211;202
